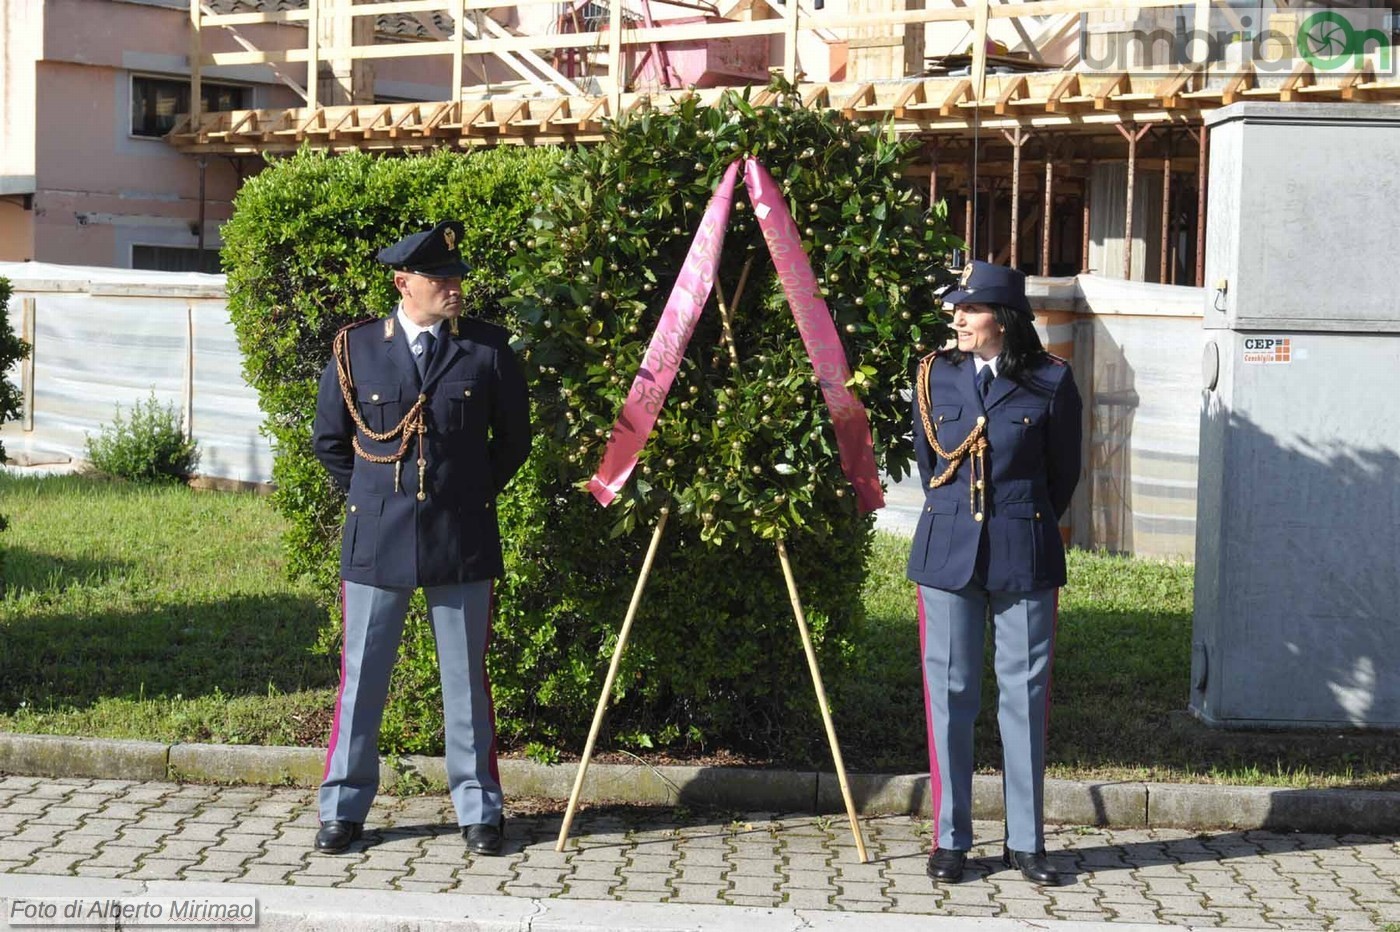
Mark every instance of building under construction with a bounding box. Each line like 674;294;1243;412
159;0;1400;287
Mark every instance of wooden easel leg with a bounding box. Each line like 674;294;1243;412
555;508;670;851
775;537;869;863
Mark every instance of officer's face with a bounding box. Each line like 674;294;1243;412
951;303;1004;360
397;272;463;325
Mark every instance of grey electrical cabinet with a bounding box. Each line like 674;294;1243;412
1192;103;1400;729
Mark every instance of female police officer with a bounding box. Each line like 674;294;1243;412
908;261;1082;886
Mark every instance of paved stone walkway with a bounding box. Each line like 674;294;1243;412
0;775;1397;929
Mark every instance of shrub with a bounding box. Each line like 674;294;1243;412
0;277;32;586
501;83;957;759
84;393;200;483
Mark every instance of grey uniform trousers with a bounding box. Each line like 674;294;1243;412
918;583;1058;853
319;579;501;826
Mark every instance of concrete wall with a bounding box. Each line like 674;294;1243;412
0;261;274;485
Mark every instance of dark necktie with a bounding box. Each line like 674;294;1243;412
977;365;994;401
414;330;436;383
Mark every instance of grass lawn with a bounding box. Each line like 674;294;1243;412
1;472;1395;789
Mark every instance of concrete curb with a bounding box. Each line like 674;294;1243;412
1;732;1394;834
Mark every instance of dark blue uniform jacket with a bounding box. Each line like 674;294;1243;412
906;351;1082;593
313;315;531;589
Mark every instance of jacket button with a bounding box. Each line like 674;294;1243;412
464;388;472;397
1036;512;1042;519
416;492;426;501
976;415;986;426
974;511;984;522
485;501;493;510
1023;416;1031;424
419;394;428;404
349;505;357;513
370;394;380;402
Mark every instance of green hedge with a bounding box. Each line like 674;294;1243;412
501;86;956;759
0;278;32;587
224;88;956;762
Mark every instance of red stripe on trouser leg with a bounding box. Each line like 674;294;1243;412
484;581;499;786
917;586;943;853
323;579;349;783
1043;589;1059;747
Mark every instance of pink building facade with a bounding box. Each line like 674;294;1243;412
0;0;454;269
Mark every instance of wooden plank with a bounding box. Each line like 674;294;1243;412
784;0;799;80
422;102;456;133
1153;66;1198;107
576;96;610;133
306;0;320;111
458;100;496;135
452;0;465;105
1220;65;1254;106
532;97;570;133
1093;73;1129;110
1045;72;1079;113
1279;60;1315;102
841;83;876;117
388;104;422;137
189;0;203;126
494;98;531;133
970;0;989;99
893;81;925;118
608;0;624;109
1339;63;1376;101
20;298;34;431
939;78;973;117
995;74;1028;115
226;109;258;136
320;107;358;138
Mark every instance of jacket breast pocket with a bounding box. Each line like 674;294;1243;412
444;378;484;431
913;496;959;571
1005;405;1047;433
357;383;400;435
932;404;962;426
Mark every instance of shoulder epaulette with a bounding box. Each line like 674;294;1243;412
334;317;382;339
1046;351;1068;366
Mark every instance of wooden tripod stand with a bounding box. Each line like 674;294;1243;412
553;509;869;862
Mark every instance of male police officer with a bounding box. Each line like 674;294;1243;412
311;220;531;857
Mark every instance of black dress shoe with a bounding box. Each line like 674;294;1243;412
314;820;363;854
925;848;968;882
1003;847;1061;885
462;816;505;856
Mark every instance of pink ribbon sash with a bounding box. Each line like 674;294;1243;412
588;156;885;514
587;160;741;506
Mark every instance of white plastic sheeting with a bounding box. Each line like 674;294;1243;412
885;275;1206;558
2;264;1206;556
0;261;273;486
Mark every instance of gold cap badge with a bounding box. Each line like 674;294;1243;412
444;227;457;250
959;263;975;287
